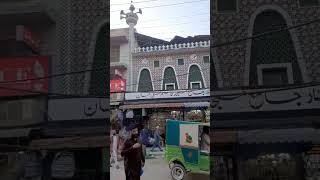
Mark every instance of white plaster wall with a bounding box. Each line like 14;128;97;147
120;43;129;64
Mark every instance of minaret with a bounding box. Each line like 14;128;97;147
120;2;142;92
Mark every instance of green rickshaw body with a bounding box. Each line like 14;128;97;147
165;119;210;177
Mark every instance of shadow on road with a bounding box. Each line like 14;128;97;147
186;173;210;180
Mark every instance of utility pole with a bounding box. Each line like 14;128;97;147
120;2;142;92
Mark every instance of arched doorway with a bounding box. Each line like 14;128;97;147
89;23;109;96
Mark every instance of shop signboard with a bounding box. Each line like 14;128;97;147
0;56;49;97
125;89;210;100
110;79;126;93
211;85;320;113
48;98;108;121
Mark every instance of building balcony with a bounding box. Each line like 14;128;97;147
110;62;128;69
111;28;129;45
110;36;128;45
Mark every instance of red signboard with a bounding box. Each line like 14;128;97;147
0;56;49;97
110;79;126;93
16;25;40;52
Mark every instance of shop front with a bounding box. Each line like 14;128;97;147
29;136;109;180
41;97;109;180
236;128;320;180
121;89;210;132
238;144;304;180
120;101;210;133
212;128;320;180
304;145;320;180
212;131;238;180
212;86;320;180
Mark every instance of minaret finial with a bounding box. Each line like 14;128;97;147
120;1;142;24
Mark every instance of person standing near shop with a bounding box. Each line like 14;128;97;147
139;125;149;157
200;126;210;152
110;129;120;169
121;124;145;180
151;125;163;152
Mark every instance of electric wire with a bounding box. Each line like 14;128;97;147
110;0;208;13
0;17;318;97
1;69;320;101
110;0;158;6
111;12;209;26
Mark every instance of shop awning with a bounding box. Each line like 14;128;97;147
238;128;320;144
110;102;120;106
120;102;185;109
0;128;33;138
119;102;210;109
29;135;109;150
184;102;210;107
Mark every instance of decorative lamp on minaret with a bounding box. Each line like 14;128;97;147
120;2;142;92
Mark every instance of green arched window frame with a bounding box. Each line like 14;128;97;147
138;69;153;92
188;65;205;89
162;67;178;90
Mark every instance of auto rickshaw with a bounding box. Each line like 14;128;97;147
165;119;210;180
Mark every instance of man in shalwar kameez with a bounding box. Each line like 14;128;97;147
121;124;145;180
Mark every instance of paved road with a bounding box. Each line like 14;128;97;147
110;156;209;180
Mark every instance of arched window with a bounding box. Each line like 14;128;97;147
162;67;178;90
188;65;205;89
89;23;108;96
138;69;153;92
249;11;302;87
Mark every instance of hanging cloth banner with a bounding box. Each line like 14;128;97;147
125;110;134;119
117;110;124;121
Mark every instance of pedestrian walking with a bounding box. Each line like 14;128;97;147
139;125;148;157
121;124;145;180
200;126;210;152
121;126;130;141
151;125;163;152
110;129;120;169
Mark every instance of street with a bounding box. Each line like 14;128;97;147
110;149;209;180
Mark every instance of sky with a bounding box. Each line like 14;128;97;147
110;0;210;41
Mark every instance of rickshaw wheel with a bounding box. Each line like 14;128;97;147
171;164;186;180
